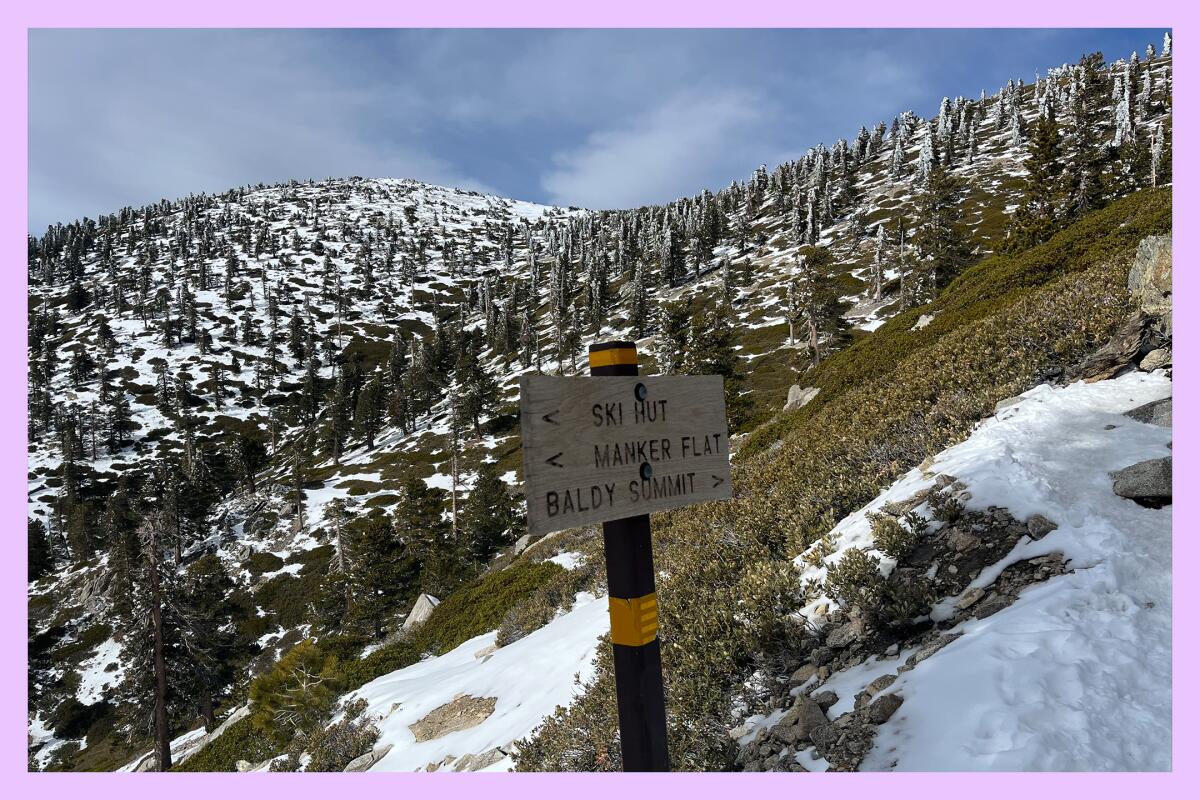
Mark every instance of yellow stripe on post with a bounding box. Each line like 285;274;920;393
588;347;639;369
609;593;659;647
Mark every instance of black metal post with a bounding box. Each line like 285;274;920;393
588;340;670;772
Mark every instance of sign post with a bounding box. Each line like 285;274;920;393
517;340;732;772
589;341;670;772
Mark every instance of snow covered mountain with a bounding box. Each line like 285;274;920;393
28;39;1173;772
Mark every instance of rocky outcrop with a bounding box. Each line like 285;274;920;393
784;385;820;412
735;483;1076;772
1128;235;1172;334
1124;397;1171;428
1112;457;1172;507
1077;311;1150;382
408;694;497;742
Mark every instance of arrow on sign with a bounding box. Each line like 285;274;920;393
712;475;725;488
541;410;560;425
546;452;564;468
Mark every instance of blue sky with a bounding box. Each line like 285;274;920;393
28;28;1164;232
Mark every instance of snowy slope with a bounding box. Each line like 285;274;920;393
345;591;609;772
789;371;1171;771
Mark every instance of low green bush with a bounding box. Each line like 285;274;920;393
172;716;276;772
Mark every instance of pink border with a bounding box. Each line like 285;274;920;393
4;1;1195;795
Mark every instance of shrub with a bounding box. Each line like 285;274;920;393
173;715;276;772
870;512;919;559
249;639;339;744
520;189;1170;771
928;488;965;523
291;698;380;772
496;562;591;647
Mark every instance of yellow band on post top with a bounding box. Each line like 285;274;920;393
589;347;639;368
609;593;658;647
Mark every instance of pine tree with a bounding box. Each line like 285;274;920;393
355;371;386;449
461;460;519;565
28;517;53;581
911;164;973;301
344;510;415;639
1003;111;1067;253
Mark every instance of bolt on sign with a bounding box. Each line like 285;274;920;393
519;373;733;536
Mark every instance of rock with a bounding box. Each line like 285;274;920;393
1124;397;1172;428
784;385;820;412
811;690;838;711
1112;457;1172;506
512;534;533;556
1140;348;1172;372
973;594;1011;619
401;593;440;631
825;618;866;649
408;695;497;742
912;313;937;330
1025;514;1058;539
788;663;817;687
884;643;899;657
1128;234;1172;334
868;693;904;724
863;674;897;699
809;723;839;751
474;643;498;660
235;760;254;773
906;633;963;668
955;587;985;610
343;743;394;772
881;488;931;517
775;697;829;746
451;747;505;772
1078;311;1148;382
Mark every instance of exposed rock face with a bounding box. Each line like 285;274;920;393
408;694;497;742
1128;235;1172;334
1112;457;1172;507
401;593;440;632
1124;397;1172;428
451;746;507;772
785;385;820;412
343;743;394;772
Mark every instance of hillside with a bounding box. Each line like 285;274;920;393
28;41;1173;772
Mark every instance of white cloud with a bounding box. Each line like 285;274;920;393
541;89;777;210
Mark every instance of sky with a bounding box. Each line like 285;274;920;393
28;28;1165;232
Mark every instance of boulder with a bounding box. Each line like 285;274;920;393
451;747;505;772
1112;457;1172;506
401;593;440;631
1140;348;1172;372
787;663;817;688
512;534;533;556
868;693;904;724
912;313;937;330
811;690;839;711
784;385;820;412
774;697;829;745
1124;397;1171;428
1128;234;1172;334
825;618;866;649
1077;310;1148;382
343;743;394;772
409;695;497;742
1025;514;1058;540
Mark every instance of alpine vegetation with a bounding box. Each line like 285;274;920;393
28;40;1172;772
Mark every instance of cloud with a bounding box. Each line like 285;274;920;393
27;30;490;231
541;89;777;210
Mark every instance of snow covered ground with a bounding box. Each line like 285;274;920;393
792;371;1172;771
345;591;609;771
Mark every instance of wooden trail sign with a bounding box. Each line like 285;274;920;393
519;374;732;536
518;341;733;772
